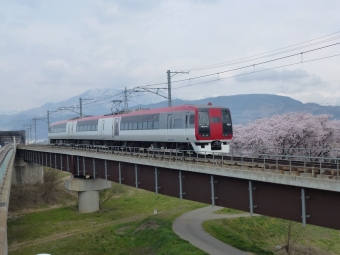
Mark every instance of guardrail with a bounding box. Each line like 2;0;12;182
0;144;15;255
0;146;14;187
21;144;340;179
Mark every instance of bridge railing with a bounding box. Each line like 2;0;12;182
0;145;14;187
230;146;340;159
22;144;340;179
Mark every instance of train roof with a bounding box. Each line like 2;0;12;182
50;104;229;126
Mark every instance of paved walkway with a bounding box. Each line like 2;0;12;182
172;206;251;255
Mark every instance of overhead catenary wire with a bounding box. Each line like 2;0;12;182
26;32;340;125
183;31;340;72
82;38;340;101
72;33;340;109
172;52;340;90
143;41;340;88
79;50;340;110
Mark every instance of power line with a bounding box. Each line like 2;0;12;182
165;42;340;86
27;32;340;123
69;47;340;111
172;52;340;91
66;33;340;110
184;31;340;72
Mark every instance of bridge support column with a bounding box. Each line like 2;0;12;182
12;157;44;185
64;178;111;213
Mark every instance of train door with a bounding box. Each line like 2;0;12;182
185;112;190;139
113;118;120;137
101;120;105;137
68;122;73;138
167;114;174;140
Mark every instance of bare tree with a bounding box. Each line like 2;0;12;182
275;221;306;255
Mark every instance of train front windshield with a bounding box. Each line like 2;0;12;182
198;110;210;136
222;109;232;136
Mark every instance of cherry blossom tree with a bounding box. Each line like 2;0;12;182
231;112;340;158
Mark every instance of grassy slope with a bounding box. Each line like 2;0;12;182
203;215;340;255
8;186;208;255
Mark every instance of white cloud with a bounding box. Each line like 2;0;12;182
1;0;340;111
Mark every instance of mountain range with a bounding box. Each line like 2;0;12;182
1;88;340;141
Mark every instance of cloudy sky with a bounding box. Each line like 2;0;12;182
1;0;340;112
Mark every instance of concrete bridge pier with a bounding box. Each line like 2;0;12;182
64;178;111;213
12;157;44;185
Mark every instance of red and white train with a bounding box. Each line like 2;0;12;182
48;104;233;154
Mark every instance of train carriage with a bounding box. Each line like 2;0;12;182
48;104;233;154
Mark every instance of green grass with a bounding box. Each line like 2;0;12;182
8;186;208;255
214;207;246;214
203;216;340;255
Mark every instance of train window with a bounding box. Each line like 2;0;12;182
143;122;148;129
148;121;154;129
80;126;84;131
174;119;183;129
211;117;221;123
189;115;195;124
154;121;159;129
76;126;79;132
123;123;127;130
199;111;209;125
138;122;143;130
222;109;232;135
133;123;137;130
128;123;133;130
222;110;231;122
120;123;125;130
91;125;95;131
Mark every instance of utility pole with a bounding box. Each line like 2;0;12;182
167;70;189;107
79;98;93;117
79;98;83;117
29;124;31;144
47;110;50;133
124;87;128;110
33;118;37;143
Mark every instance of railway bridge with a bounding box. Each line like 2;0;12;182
0;142;340;254
16;144;340;232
